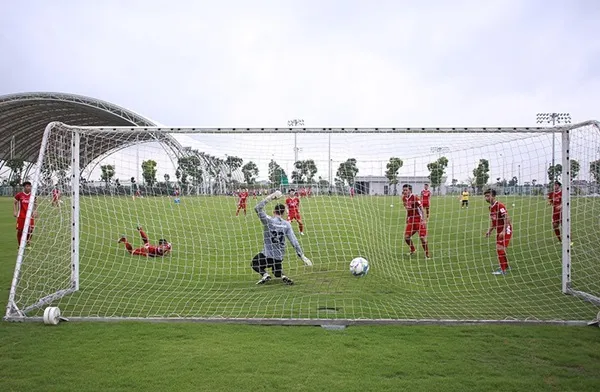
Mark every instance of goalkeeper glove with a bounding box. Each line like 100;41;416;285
301;255;313;266
266;190;282;201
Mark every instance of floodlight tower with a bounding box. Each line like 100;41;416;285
288;119;305;164
536;113;571;174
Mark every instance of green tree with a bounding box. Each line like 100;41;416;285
427;156;449;193
225;156;244;183
178;155;203;186
548;164;562;183
590;159;600;183
268;160;287;186
472;159;490;193
336;158;359;186
241;161;259;184
6;158;24;187
141;160;158;186
570;159;580;180
385;157;403;195
100;165;115;187
164;173;170;183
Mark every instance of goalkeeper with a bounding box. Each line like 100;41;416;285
253;190;312;285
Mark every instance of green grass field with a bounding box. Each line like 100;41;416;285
7;194;599;321
2;195;600;391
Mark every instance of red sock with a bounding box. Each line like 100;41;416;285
125;243;133;252
497;249;508;271
554;228;561;242
405;239;415;253
235;207;240;216
422;241;429;256
299;222;304;233
139;230;148;243
17;230;22;246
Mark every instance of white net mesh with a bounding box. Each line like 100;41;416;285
6;122;600;321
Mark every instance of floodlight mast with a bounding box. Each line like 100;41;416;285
536;113;572;179
288;119;304;165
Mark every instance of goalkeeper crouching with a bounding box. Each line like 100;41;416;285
253;190;312;285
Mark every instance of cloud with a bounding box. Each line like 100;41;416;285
1;0;599;183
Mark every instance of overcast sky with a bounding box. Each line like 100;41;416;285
1;0;599;183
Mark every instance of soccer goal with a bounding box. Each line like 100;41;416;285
5;121;600;324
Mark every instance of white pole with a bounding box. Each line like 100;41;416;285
6;122;56;318
561;128;571;294
294;133;298;164
328;133;332;185
71;130;80;291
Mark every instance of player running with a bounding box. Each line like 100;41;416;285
236;188;249;216
118;226;172;257
51;186;61;207
548;181;562;243
420;183;432;220
484;189;512;275
253;191;312;285
460;188;470;208
286;189;305;235
14;181;37;248
402;184;430;258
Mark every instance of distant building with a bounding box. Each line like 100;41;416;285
354;175;448;196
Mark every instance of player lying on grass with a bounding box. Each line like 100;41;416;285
253;190;312;285
118;226;172;257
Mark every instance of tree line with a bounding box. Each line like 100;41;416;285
4;154;600;192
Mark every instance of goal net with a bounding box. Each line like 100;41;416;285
5;121;600;323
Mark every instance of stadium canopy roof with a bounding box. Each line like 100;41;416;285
0;92;182;172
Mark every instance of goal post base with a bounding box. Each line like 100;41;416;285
2;316;591;327
566;288;600;307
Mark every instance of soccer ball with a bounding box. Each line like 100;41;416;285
350;257;369;277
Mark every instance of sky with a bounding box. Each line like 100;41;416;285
1;0;600;184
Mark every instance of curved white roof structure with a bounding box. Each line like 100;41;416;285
0;92;179;172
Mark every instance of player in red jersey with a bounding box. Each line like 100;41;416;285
402;184;430;258
548;181;562;242
420;183;432;221
51;186;61;207
118;226;171;257
13;181;37;248
236;188;249;216
350;187;355;198
286;189;305;235
253;189;257;199
484;189;513;275
299;188;307;198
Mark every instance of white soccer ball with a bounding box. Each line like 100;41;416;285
390;204;394;207
350;257;370;277
512;203;515;207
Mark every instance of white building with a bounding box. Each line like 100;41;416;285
354;175;448;196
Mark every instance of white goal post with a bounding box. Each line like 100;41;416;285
5;121;600;324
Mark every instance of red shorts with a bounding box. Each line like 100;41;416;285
552;211;561;224
496;228;512;248
131;243;150;257
238;203;247;208
422;203;430;208
16;217;35;231
287;212;302;222
405;220;427;238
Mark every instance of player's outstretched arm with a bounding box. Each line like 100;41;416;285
285;225;312;266
254;191;282;223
